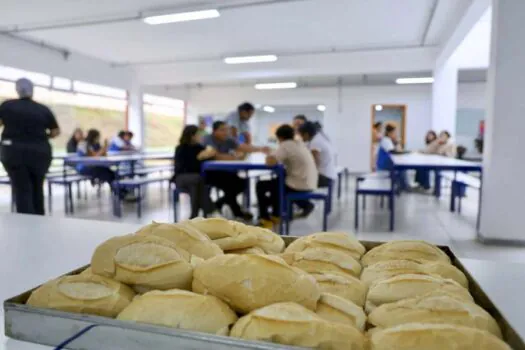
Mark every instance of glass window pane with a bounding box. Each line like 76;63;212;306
73;80;126;99
0;65;51;86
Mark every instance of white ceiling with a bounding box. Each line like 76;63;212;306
0;0;476;87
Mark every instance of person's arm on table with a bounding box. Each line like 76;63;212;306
242;131;252;145
237;143;270;154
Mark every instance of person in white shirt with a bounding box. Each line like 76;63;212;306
380;124;402;153
298;121;337;187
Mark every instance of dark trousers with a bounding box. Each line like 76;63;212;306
415;169;431;189
176;173;213;219
205;170;247;217
1;143;51;215
256;178;313;220
79;166;116;185
318;174;333;187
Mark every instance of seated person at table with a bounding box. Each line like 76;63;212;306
202;121;268;220
174;125;216;219
66;128;84;153
415;130;437;190
298;121;336;187
380;124;403;154
76;129;115;186
109;130;136;152
256;124;318;229
427;130;456;157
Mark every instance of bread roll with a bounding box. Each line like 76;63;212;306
136;222;223;259
366;274;473;310
192;254;320;313
186;218;258;251
27;274;134;317
285;231;365;260
312;273;367;306
369;323;510;350
230;302;365;350
91;234;193;290
316;293;366;331
249;226;285;254
368;295;501;338
280;247;362;278
361;259;468;287
226;247;265;255
362;240;450;266
117;289;237;335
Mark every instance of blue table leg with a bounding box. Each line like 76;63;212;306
434;170;442;198
450;180;457;212
389;169;395;231
277;166;285;235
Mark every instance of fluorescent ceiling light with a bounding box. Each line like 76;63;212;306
375;104;383;111
144;9;220;25
317;104;326;112
224;55;277;64
255;82;297;90
263;105;275;113
396;77;434;85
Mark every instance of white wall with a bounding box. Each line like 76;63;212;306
0;34;132;89
154;82;486;172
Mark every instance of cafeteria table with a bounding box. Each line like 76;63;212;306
202;155;285;234
387;153;483;231
1;214;524;349
63;152;173;216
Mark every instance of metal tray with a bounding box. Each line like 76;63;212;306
4;239;525;350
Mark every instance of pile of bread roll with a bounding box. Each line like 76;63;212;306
26;218;511;350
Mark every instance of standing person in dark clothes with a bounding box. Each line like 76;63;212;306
202;120;269;220
174;125;216;219
66;128;84;153
0;78;61;215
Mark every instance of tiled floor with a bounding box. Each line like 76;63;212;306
1;177;524;264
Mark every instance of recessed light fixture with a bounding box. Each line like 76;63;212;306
143;9;220;25
224;55;277;64
317;104;326;112
255;82;297;90
395;77;434;85
263;105;275;113
375;105;383;111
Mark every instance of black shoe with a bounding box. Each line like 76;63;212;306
295;205;315;219
236;211;254;222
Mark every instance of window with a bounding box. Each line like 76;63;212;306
144;94;185;152
73;80;126;99
0;65;51;87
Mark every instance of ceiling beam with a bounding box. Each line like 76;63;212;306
1;0;311;33
420;0;439;46
137;46;439;86
435;0;490;68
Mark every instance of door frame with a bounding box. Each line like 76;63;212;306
370;104;407;170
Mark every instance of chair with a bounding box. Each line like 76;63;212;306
283;191;330;235
47;175;90;214
354;175;394;231
115;175;172;217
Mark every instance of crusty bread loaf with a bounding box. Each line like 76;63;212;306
91;234;193;290
369;323;510;350
280;247;362;278
230;302;365;350
311;272;367;306
248;226;285;254
225;247;265;255
368;295;501;338
366;274;473;311
362;240;450;266
27;274;134;317
185;218;259;251
285;232;365;260
361;259;468;287
315;293;366;331
136;222;223;259
117;289;237;335
192;254;320;313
